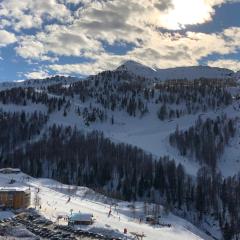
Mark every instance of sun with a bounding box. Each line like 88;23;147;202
161;0;214;30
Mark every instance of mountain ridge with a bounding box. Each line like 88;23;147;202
117;60;237;81
0;61;239;89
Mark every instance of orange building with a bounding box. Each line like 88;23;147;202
0;188;30;209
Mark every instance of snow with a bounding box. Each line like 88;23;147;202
235;71;240;82
0;172;215;240
0;61;237;91
44;92;240;176
219;119;240;176
0;102;47;114
0;60;239;239
0;187;28;191
0;211;14;220
1;79;240;177
117;60;235;81
0;168;21;173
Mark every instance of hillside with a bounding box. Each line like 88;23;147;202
0;171;215;240
0;75;81;90
0;62;240;239
0;61;238;91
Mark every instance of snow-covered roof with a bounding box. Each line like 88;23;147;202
69;213;93;222
0;168;21;173
0;187;29;192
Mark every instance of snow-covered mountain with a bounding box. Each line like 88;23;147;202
1;61;240;240
0;61;238;91
117;60;235;81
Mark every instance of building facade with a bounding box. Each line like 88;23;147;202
0;189;30;209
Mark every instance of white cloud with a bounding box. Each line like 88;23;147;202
48;51;131;75
1;0;240;77
223;27;240;49
14;0;239;63
48;26;240;75
208;59;240;71
49;63;99;75
16;36;46;60
0;30;16;47
24;70;49;79
15;22;103;61
0;0;72;31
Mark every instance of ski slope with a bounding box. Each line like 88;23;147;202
0;172;215;240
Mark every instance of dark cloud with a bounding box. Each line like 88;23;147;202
154;0;174;12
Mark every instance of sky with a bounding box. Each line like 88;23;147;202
0;0;240;81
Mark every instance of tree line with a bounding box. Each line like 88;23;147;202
1;123;240;239
47;70;233;123
0;110;48;155
0;87;66;114
169;115;237;171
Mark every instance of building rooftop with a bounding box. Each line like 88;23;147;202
69;213;93;222
0;168;21;173
0;187;29;192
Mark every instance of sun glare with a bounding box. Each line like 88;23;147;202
162;0;213;30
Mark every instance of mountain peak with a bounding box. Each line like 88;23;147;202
117;60;150;70
116;60;157;79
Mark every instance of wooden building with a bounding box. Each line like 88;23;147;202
0;188;30;209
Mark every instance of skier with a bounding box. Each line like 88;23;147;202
108;209;112;217
66;196;71;203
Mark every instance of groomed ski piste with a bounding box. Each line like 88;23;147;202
0;171;214;240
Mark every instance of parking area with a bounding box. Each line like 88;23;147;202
0;210;123;240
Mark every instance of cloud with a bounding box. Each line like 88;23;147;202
223;27;240;49
15;36;59;62
15;24;103;62
24;70;49;79
0;30;16;47
49;53;124;75
45;26;240;76
159;0;222;30
49;63;100;76
154;0;174;11
0;0;72;31
208;59;240;71
15;9;240;70
1;0;240;78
